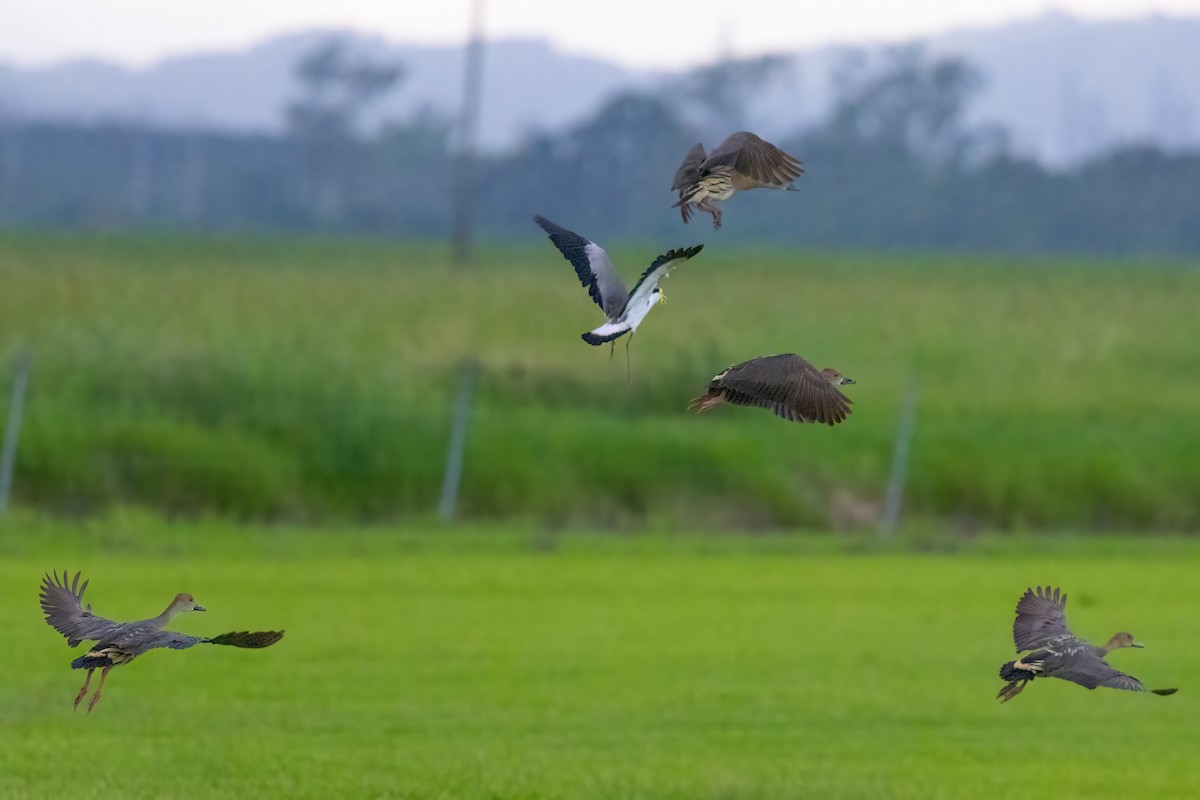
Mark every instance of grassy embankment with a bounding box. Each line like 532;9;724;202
1;233;1197;529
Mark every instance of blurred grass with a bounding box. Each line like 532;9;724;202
2;518;1198;799
1;232;1198;529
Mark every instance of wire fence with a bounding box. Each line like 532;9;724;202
0;346;923;528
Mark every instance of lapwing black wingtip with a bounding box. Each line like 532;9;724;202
668;244;703;260
1152;688;1179;696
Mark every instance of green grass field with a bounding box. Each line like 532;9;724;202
1;233;1198;529
3;517;1199;799
1;233;1198;795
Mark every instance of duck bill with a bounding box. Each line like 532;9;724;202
194;605;207;612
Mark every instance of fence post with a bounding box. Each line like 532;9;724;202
0;351;31;517
880;376;919;536
438;359;479;522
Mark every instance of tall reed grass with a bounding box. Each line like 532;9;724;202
2;233;1196;529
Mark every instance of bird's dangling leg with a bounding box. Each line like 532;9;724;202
607;340;616;377
73;668;94;711
996;680;1027;703
625;333;634;388
87;666;112;714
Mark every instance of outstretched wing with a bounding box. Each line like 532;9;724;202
39;570;124;648
208;630;285;648
534;215;628;318
1013;586;1073;652
1051;652;1175;695
671;142;707;191
133;629;284;654
705;354;853;425
624;245;704;309
136;630;208;652
704;131;804;189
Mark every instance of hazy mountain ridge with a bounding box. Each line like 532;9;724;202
930;12;1200;164
0;30;655;150
0;13;1197;165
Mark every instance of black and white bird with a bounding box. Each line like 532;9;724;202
689;354;855;425
996;586;1178;703
671;132;804;229
534;215;703;381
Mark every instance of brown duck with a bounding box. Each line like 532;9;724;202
997;586;1177;702
688;354;854;425
671;131;804;229
40;570;284;713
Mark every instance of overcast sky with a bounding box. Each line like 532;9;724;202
5;1;1199;69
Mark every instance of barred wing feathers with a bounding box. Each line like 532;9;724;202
1013;586;1073;652
39;570;125;648
704;132;804;189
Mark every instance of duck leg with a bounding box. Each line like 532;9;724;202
996;680;1028;703
87;666;112;714
73;668;94;710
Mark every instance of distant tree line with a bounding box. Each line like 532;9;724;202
1;43;1198;256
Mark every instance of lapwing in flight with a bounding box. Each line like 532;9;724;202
534;215;702;384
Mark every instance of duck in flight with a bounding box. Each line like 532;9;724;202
689;354;855;425
997;585;1177;702
40;570;284;713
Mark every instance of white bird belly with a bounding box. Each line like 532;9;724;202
623;292;659;332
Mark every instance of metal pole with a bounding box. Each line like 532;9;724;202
127;128;152;220
0;125;19;223
880;376;919;536
438;359;479;521
0;351;31;516
451;0;486;266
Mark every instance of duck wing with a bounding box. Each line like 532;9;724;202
1051;652;1176;695
1013;585;1074;652
697;354;852;425
39;570;125;648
